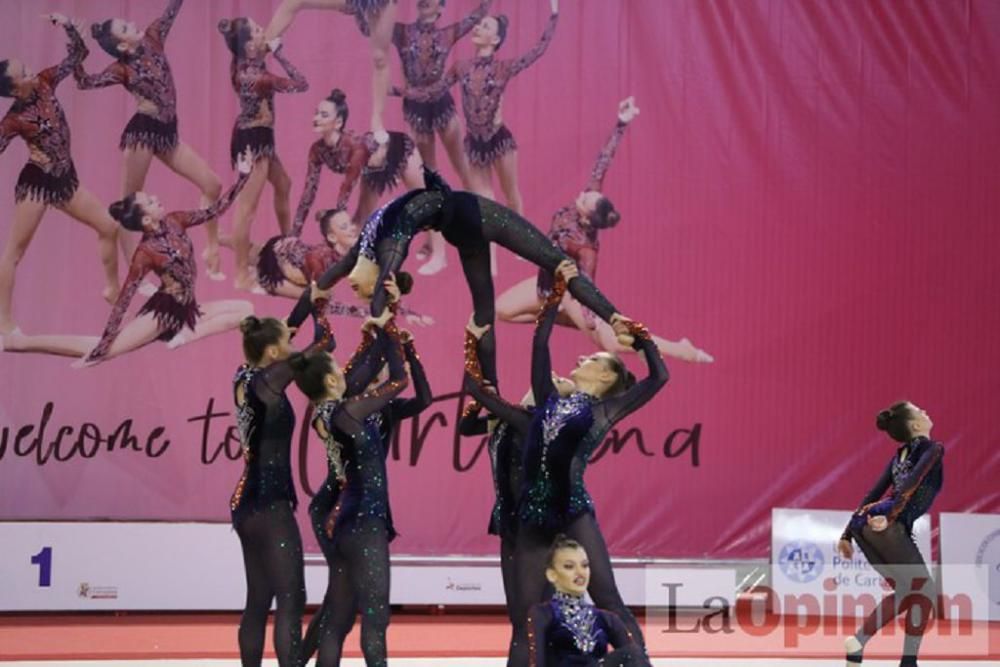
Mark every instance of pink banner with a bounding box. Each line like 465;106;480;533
1;0;998;559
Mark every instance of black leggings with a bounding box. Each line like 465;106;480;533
235;502;305;667
399;192;617;385
498;534;525;662
302;515;391;667
508;514;643;667
850;523;936;662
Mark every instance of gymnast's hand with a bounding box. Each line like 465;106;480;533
610;313;636;347
618;97;640;124
71;356;99;370
42;13;70;26
384;273;401;304
867;515;889;532
236;148;255;175
405;312;435;327
466;314;491;340
309;281;331;304
837;539;854;560
550;0;559;14
365;308;393;331
552;373;576;397
556;259;579;284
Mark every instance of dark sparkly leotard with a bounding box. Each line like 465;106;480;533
461;328;533;537
312;322;409;542
842;436;944;540
85;171;250;362
528;592;647;667
230;312;333;525
518;281;669;533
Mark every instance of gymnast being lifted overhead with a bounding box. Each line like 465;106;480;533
287;167;639;388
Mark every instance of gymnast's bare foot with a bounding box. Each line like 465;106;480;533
666;337;714;363
102;284;120;304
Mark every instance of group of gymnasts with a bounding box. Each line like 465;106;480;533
232;175;945;667
0;2;943;667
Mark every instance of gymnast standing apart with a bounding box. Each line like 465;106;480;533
292;291;415;666
219;17;308;290
396;0;558;217
838;402;943;667
1;150;256;363
496;97;712;364
467;261;668;665
230;286;333;667
0;14;119;340
528;535;650;666
75;0;225;278
288;170;638;389
390;0;495;275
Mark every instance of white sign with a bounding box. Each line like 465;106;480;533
7;521;724;609
643;567;736;608
0;521;246;610
771;508;931;617
940;512;1000;621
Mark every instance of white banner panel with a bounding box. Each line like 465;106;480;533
643;567;736;608
771;508;932;615
1;521;246;610
940;512;1000;621
5;522;735;609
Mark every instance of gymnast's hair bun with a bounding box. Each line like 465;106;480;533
288;352;310;373
328;88;347;104
108;199;127;222
217;18;232;35
875;409;895;431
239;315;261;335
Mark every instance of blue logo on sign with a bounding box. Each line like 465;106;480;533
778;541;825;583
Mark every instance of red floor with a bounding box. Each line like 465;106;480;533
1;610;997;661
